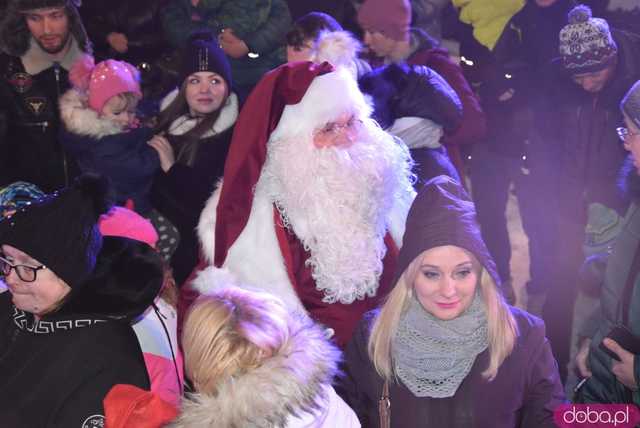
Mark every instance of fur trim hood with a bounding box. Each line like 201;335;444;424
160;90;239;138
59;88;123;138
0;0;91;57
312;31;366;78
170;312;341;428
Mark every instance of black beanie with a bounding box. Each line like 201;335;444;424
179;35;233;90
395;175;501;286
0;174;113;287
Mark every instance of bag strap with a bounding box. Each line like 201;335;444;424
622;241;640;326
378;380;391;428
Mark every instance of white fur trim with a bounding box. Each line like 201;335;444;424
169;313;343;428
313;30;363;78
269;68;372;142
160;90;239;138
59;88;123;138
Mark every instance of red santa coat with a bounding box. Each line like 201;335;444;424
189;178;411;347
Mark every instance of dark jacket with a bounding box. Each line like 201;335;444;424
579;163;640;405
535;30;640;214
0;53;80;192
80;0;169;66
407;29;486;148
161;0;290;89
0;237;164;427
59;89;160;214
358;63;462;131
151;91;238;284
340;307;566;428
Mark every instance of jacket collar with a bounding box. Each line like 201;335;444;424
21;36;83;75
12;305;107;334
161;90;239;138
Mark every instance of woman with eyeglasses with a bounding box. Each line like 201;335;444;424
0;175;164;427
574;81;640;405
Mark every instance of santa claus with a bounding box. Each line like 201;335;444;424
190;61;415;346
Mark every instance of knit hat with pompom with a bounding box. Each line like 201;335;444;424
559;5;618;74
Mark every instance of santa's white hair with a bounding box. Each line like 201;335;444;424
258;68;415;304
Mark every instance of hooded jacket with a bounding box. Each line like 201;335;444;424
578;160;640;405
170;312;360;428
0;236;164;427
59;88;160;214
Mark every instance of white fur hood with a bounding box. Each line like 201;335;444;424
59;88;122;138
169;313;341;428
160;89;239;138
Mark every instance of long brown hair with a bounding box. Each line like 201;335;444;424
154;79;229;167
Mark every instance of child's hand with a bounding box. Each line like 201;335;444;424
148;135;176;172
219;28;249;58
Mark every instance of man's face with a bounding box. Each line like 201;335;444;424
24;7;70;54
571;66;615;93
363;30;397;58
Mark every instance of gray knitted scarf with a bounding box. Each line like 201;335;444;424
394;294;488;398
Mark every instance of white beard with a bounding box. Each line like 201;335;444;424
259;120;414;304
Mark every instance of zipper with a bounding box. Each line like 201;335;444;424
53;61;69;185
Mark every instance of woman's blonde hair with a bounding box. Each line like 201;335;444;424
368;250;519;382
182;288;291;394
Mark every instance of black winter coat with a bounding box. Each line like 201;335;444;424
0;237;164;427
151;92;238;284
0;54;79;192
535;30;640;214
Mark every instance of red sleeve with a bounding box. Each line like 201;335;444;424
412;50;487;147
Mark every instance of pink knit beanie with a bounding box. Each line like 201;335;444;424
99;206;158;249
357;0;411;42
70;56;142;112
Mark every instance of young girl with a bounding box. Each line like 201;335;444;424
59;56;160;215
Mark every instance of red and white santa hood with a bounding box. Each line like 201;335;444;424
193;62;415;310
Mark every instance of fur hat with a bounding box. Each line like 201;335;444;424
179;36;232;90
357;0;411;42
0;174;112;287
0;0;91;57
559;5;617;74
621;80;640;130
395;175;501;287
69;56;141;112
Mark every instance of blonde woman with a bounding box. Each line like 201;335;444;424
340;175;565;427
172;287;360;428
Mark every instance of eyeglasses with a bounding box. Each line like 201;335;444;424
314;116;363;141
0;255;46;283
617;127;640;142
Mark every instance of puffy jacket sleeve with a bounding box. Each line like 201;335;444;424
418;50;486;146
197;0;271;42
520;318;568;428
240;0;291;55
161;0;212;48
